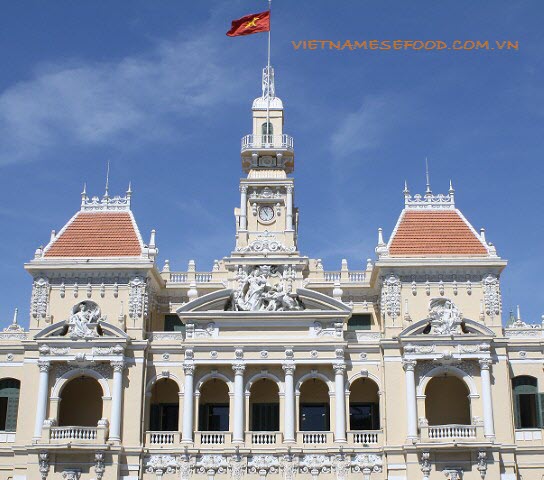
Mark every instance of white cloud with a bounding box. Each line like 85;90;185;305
0;30;247;165
330;94;404;159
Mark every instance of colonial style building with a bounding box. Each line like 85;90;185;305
0;65;543;480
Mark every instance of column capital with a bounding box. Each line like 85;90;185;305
479;358;493;370
282;362;296;375
333;363;346;374
38;360;51;372
286;185;294;194
402;359;417;372
183;363;195;375
240;185;248;194
111;360;125;372
232;363;246;374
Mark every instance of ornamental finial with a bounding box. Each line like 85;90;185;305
12;308;18;326
104;160;110;199
425;157;432;195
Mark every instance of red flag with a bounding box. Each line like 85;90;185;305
226;11;270;37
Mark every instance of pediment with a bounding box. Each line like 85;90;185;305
400;317;495;337
176;287;351;314
35;320;130;341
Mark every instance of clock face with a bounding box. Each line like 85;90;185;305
258;205;275;222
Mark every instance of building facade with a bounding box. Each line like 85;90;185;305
0;66;543;480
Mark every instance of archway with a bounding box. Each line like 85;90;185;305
59;376;103;426
198;379;230;431
349;377;379;430
250;378;279;431
149;378;179;431
299;379;330;431
425;375;470;425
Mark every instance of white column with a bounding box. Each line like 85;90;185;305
240;186;248;231
232;363;245;443
33;360;51;440
283;363;296;443
334;363;347;442
109;360;125;442
182;364;195;443
402;359;418;440
286;185;294;231
479;358;495;438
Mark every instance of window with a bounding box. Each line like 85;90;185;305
164;314;184;333
199;404;229;431
512;376;544;429
261;122;273;135
348;314;372;331
150;404;179;431
252;403;279;431
300;404;330;431
0;379;20;432
350;403;379;430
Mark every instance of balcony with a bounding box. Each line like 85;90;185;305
241;134;294;153
347;430;383;446
146;431;181;447
195;431;232;446
420;424;484;442
48;425;108;444
297;431;334;446
246;431;281;446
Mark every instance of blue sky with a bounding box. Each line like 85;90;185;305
0;0;542;327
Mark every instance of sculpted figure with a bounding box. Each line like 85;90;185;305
67;301;102;339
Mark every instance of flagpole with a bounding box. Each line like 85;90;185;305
266;0;272;139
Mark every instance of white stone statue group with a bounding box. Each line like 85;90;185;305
66;301;103;339
428;298;463;335
229;266;303;312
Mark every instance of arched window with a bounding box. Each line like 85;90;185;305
299;379;330;431
250;379;279;431
198;379;230;431
0;379;20;432
261;122;273;136
512;376;543;429
149;378;179;432
349;378;379;430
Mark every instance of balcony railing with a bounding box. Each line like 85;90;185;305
247;431;281;446
195;431;232;446
298;431;333;445
50;426;98;442
421;424;479;441
347;430;382;445
146;431;181;446
241;134;294;152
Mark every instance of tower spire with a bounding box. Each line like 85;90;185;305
425;157;432;196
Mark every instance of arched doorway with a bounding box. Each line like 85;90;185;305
0;379;20;432
198;379;230;431
59;376;103;426
149;378;179;431
425;375;470;425
349;377;380;430
249;378;279;431
299;379;330;431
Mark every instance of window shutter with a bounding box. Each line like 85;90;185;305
513;394;521;429
0;379;20;432
539;393;544;428
150;405;160;431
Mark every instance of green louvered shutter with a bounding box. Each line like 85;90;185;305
513;393;521;429
0;379;20;432
539;393;544;428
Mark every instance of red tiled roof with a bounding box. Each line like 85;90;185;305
389;210;488;256
44;212;142;257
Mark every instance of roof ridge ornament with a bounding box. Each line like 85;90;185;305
404;182;456;210
80;186;132;212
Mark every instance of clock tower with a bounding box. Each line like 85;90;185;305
233;66;298;257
